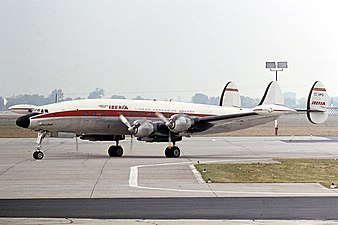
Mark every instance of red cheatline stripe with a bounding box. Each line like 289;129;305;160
313;87;326;92
31;109;216;120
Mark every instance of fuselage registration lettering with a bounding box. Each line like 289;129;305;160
314;92;324;97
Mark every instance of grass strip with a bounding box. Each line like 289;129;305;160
195;159;338;188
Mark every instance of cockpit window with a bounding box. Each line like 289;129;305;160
33;108;48;114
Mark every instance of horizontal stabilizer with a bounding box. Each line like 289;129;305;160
219;81;241;107
258;81;284;106
307;81;329;124
8;104;37;115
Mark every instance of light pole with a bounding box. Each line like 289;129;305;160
265;61;288;135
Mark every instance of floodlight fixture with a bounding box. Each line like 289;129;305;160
277;61;288;69
265;61;288;82
266;62;276;69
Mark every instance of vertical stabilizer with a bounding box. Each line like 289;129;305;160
307;81;329;124
219;81;241;107
258;81;284;106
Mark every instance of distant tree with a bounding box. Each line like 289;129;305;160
132;96;145;100
111;95;126;99
48;89;64;103
331;97;338;107
64;97;73;102
0;97;5;110
208;96;220;105
297;97;307;108
240;96;259;108
6;94;46;108
74;97;85;100
283;92;298;108
191;93;209;104
283;92;297;99
284;97;298;108
88;88;105;99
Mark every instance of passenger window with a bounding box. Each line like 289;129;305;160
84;112;88;116
100;112;104;116
92;112;96;116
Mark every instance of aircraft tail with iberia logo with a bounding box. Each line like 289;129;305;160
306;81;330;124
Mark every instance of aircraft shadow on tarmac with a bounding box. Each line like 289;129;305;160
43;153;260;160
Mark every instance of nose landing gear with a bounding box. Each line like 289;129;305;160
33;131;47;160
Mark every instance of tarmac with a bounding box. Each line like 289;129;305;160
2;136;338;223
1;136;338;199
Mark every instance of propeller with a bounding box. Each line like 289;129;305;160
119;114;131;129
155;112;173;146
76;135;79;152
155;112;174;129
119;114;140;134
119;114;139;153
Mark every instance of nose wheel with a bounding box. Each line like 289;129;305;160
32;131;47;160
165;146;180;158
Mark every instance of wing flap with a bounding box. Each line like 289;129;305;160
192;112;276;134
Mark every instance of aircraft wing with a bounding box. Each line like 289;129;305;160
195;111;257;123
190;111;276;134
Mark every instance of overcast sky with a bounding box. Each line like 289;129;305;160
1;0;338;101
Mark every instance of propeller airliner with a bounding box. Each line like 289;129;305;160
14;81;329;160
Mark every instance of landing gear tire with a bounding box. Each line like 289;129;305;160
33;151;44;160
108;145;124;157
165;146;180;158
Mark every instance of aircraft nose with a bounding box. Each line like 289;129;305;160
16;114;32;128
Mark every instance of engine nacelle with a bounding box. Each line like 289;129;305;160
132;120;155;138
168;114;194;133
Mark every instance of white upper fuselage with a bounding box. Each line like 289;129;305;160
28;99;255;135
33;99;247;116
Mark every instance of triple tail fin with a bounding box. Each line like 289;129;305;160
253;81;295;115
306;81;329;124
219;81;241;107
258;81;284;106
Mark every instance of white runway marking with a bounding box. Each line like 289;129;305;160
129;166;138;187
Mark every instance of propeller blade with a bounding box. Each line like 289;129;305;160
155;112;173;128
120;114;138;135
76;136;79;152
119;114;131;128
129;135;133;153
155;112;169;123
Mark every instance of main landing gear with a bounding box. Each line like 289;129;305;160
33;131;47;160
108;140;124;157
164;144;181;158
